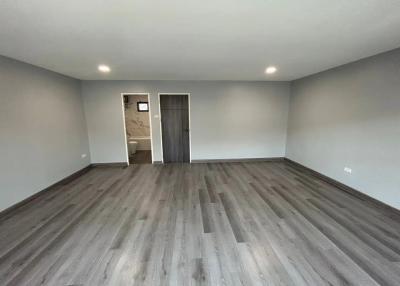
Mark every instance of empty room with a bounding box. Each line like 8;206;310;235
1;1;400;285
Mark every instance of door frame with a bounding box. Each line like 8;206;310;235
158;93;192;163
121;92;154;164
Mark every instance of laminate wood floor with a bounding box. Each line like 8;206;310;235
1;161;400;286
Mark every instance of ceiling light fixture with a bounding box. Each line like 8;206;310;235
265;66;277;74
98;65;111;73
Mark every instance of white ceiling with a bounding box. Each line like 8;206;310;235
1;0;400;81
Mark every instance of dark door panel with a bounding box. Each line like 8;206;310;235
160;94;190;163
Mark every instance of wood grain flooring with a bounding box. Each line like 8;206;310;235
0;161;400;285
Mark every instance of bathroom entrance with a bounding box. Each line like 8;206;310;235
123;93;152;164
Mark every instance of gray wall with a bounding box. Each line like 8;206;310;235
82;81;290;163
287;48;400;209
0;56;90;212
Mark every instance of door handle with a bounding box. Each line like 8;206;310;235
184;128;189;132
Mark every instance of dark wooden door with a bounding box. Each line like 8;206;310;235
160;94;190;163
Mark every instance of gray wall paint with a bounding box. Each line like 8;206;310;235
0;56;90;212
287;48;400;209
82;81;290;163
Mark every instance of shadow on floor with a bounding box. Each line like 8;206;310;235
129;150;152;164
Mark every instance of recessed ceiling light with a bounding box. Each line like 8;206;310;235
98;65;111;73
265;66;277;74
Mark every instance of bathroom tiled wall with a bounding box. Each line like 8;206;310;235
124;94;150;137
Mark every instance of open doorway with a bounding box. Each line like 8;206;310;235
123;93;152;164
